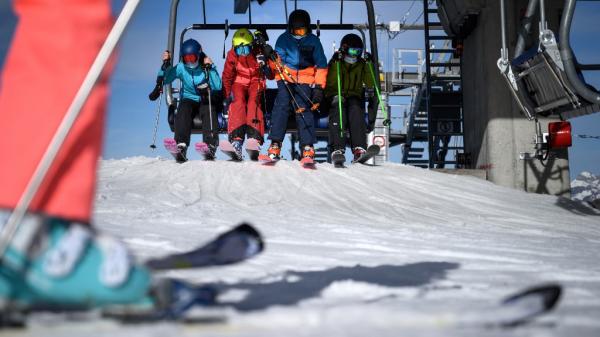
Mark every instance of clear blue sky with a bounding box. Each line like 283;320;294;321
1;1;598;179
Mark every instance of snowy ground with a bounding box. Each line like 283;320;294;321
10;156;600;337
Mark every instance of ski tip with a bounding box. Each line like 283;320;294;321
368;144;381;151
496;283;563;327
235;223;265;252
502;283;562;311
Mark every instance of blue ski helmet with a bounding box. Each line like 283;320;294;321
180;39;202;62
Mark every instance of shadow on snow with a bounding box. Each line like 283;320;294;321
216;262;460;312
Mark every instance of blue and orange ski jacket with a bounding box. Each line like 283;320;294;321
271;32;328;88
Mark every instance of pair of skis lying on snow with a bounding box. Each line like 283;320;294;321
14;222;562;327
166;137;381;169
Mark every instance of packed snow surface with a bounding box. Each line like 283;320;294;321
13;157;600;337
571;171;600;205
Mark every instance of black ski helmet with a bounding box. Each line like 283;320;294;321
340;34;364;51
288;9;311;34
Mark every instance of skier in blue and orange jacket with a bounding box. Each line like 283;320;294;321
266;9;328;160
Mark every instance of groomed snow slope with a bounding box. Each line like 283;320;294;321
20;157;600;337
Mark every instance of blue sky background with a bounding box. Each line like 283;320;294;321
0;0;598;179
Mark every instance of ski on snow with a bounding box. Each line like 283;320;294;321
219;139;243;161
194;142;215;161
245;138;261;161
145;223;263;270
102;223;264;321
352;144;380;164
164;138;187;163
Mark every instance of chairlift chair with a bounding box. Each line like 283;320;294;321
163;0;383;149
497;0;600;159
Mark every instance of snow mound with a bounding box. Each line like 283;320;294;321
572;171;600;205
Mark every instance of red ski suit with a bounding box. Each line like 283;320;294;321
222;49;273;143
0;0;112;223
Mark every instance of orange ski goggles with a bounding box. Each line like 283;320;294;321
292;27;307;37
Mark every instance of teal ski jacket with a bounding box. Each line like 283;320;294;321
159;63;222;102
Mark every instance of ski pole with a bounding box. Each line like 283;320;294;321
0;0;142;259
149;90;163;150
366;59;391;126
270;57;304;113
271;61;313;136
336;59;344;139
203;66;216;142
253;67;264;125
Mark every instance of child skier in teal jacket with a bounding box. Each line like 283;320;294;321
159;39;222;160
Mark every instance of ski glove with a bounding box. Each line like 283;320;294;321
196;82;210;97
363;51;372;62
148;76;163;101
262;44;274;60
311;86;324;111
256;54;266;67
223;96;232;117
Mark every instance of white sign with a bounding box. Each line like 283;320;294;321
373;136;386;147
389;21;401;32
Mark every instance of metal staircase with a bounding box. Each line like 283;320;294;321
405;0;465;169
401;85;429;167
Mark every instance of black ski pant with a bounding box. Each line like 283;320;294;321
175;98;219;148
328;95;367;151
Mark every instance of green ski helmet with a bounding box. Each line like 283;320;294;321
232;28;254;56
232;28;254;47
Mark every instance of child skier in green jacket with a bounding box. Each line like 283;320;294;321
324;33;378;162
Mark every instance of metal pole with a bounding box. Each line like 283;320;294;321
249;0;252;25
559;0;600;103
539;0;547;31
365;0;380;83
0;0;143;258
423;0;434;168
202;0;207;25
166;0;181;106
515;0;539;58
500;0;508;62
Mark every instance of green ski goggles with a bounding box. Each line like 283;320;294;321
347;47;363;57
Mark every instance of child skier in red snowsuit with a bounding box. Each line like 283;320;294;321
222;28;274;159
